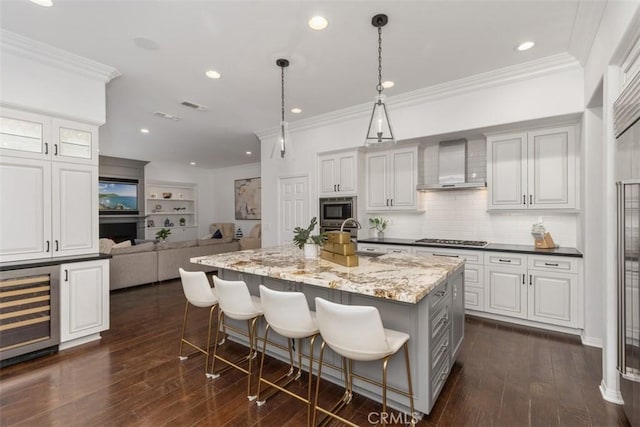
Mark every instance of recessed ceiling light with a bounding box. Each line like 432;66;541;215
205;70;221;79
516;41;535;51
140;128;149;134
133;37;159;50
245;151;252;155
190;161;196;166
382;81;395;89
291;108;302;114
29;0;53;6
308;16;328;30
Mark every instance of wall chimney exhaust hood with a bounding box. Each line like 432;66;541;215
416;139;486;191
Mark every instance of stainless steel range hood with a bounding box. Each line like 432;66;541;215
417;139;486;191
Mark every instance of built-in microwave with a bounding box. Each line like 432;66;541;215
319;196;356;227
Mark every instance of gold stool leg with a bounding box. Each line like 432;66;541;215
256;324;271;404
312;341;326;427
203;304;217;374
247;317;259;400
178;301;190;360
382;356;390;423
206;310;225;379
306;334;316;426
404;342;415;426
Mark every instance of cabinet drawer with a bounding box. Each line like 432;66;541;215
431;357;450;401
415;248;484;265
485;252;527;267
430;328;450;370
357;244;384;254
464;286;484;311
528;256;579;274
428;281;450;311
464;265;484;287
429;301;450;340
357;243;412;254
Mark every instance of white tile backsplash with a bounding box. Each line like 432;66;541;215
366;189;578;247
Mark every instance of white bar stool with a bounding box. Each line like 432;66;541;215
209;276;263;400
313;297;415;426
178;268;218;374
256;285;319;426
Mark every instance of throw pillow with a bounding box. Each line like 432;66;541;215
200;233;213;240
212;229;223;239
112;240;132;249
99;238;116;254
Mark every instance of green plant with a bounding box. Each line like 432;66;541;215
369;217;389;232
292;217;326;249
155;228;172;240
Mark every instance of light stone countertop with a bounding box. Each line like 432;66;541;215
191;244;464;304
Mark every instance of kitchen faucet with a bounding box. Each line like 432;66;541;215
340;217;362;231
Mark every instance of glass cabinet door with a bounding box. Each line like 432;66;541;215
52;119;97;165
0;109;49;159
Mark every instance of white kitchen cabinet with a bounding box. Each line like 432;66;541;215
0;107;98;165
487;125;577;210
0;158;98;262
318;150;359;196
485;264;528;319
365;145;423;212
528;270;578;328
60;259;109;346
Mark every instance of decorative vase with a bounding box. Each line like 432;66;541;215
377;231;385;240
303;243;318;259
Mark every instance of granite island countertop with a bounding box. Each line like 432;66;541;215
191;244;464;304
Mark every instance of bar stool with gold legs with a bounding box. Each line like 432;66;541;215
255;285;319;426
178;268;218;374
208;276;263;401
312;297;415;427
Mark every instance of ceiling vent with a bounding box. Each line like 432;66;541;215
153;111;182;121
180;100;209;112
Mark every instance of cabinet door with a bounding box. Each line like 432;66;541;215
487;132;528;209
485;266;527;319
451;272;464;358
52;163;98;256
527;126;576;209
0;157;52;261
60;259;109;343
337;154;356;194
318;155;337;195
366;152;389;210
390;148;417;209
528;271;578;327
0;108;51;160
52;119;98;165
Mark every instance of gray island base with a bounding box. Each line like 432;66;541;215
192;245;465;416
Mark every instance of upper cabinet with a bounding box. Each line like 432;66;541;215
0;108;98;165
365;144;423;212
318;149;361;196
486;125;578;210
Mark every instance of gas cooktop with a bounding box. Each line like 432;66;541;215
414;238;489;248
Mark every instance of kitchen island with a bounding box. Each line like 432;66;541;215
192;245;464;415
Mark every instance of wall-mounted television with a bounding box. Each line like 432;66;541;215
99;177;139;215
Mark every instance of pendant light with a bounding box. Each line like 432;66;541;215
365;14;395;146
276;58;290;158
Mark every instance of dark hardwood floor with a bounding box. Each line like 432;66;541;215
0;279;630;426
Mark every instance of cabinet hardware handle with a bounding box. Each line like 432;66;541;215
544;262;559;267
436;290;446;297
333;184;336;191
522;274;525;285
337;184;340;191
529;274;532;286
46;240;50;252
523;195;526;205
498;258;511;263
434;253;458;258
392;250;402;253
530;194;533;204
54;144;58;156
55;240;59;251
365;248;375;252
44;143;49;155
390;199;393;206
64;269;68;282
439;344;448;354
386;199;389;206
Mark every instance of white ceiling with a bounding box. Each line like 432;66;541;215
0;0;603;169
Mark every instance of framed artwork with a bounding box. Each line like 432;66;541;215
235;177;261;220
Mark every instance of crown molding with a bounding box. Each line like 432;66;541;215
255;52;581;140
568;0;606;65
0;29;121;83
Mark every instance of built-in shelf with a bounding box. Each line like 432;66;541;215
145;181;198;241
147;212;195;215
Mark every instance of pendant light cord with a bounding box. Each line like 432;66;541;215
281;65;285;122
377;25;383;95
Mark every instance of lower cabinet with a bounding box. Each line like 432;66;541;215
528;270;578;328
60;259;109;345
485;265;528;319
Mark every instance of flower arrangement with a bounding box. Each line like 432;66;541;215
368;217;389;232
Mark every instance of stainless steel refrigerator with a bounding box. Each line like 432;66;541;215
616;70;640;427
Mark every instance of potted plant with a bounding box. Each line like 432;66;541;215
369;217;389;239
179;217;186;226
155;227;171;242
293;217;326;258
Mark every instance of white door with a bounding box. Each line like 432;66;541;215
389;148;416;209
484;266;527;319
318;155;336;196
487;132;528;209
366;152;389;210
528;126;576;209
60;259;109;343
0;157;52;261
279;175;308;245
337;153;356;194
528;271;577;327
